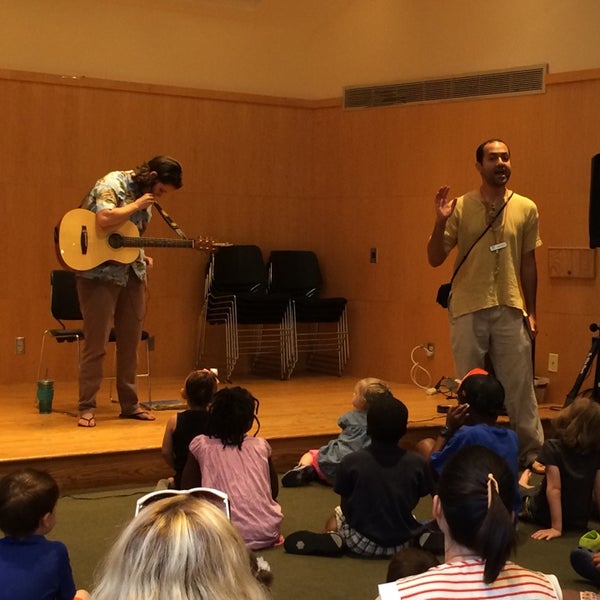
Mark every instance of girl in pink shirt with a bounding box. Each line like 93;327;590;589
182;386;283;550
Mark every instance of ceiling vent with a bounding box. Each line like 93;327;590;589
344;64;546;110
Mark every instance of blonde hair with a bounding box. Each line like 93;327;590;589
91;495;271;600
356;377;390;406
553;395;600;454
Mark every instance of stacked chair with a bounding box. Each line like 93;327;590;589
198;245;297;381
267;250;349;376
198;246;349;380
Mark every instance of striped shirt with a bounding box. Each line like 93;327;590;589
378;559;561;600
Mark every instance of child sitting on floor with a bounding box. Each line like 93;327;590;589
519;394;600;540
281;377;389;487
0;468;88;600
416;368;519;480
284;392;434;558
160;369;218;489
386;547;439;582
181;386;283;550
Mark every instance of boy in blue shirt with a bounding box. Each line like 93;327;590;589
0;468;87;600
417;368;519;481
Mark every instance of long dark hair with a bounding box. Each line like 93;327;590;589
133;155;182;191
207;387;260;449
437;445;517;584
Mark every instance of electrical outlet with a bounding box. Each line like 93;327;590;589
369;247;378;263
15;337;25;354
425;342;435;357
548;353;559;372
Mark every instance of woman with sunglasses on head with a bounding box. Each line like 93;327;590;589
181;386;283;550
90;495;270;600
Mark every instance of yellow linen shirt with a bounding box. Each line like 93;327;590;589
443;190;542;319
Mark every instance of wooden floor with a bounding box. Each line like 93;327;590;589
0;374;560;491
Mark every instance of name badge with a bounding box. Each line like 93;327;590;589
490;242;507;252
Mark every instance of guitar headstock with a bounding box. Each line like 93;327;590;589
193;238;233;253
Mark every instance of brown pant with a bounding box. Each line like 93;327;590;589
76;271;146;415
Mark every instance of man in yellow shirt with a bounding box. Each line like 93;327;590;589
426;139;543;470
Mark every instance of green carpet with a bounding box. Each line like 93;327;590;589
46;480;597;598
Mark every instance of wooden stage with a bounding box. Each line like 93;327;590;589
0;374;560;491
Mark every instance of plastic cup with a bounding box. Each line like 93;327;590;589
37;380;54;414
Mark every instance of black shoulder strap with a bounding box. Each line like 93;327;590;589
153;202;188;240
449;192;513;284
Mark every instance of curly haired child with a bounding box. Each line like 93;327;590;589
181;386;283;550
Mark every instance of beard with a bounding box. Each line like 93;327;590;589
484;167;511;188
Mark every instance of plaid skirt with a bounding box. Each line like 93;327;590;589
333;506;410;558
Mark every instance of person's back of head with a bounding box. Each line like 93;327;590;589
437;445;517;584
367;394;408;445
207;386;260;449
363;381;392;406
386;547;439;582
0;468;59;538
184;369;218;410
353;377;390;411
91;495;269;600
553;394;600;454
457;369;505;422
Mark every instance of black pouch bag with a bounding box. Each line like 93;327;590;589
436;283;451;308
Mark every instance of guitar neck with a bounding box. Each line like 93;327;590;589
119;236;194;249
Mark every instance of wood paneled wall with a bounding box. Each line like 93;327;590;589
3;68;600;405
1;71;315;385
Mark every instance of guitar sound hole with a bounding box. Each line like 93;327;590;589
108;233;123;249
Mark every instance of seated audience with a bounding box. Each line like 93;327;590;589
160;368;218;489
570;534;600;589
417;368;519;479
281;377;390;487
519;395;600;540
181;386;283;550
377;445;564;599
90;494;271;600
416;368;520;518
386;547;439;582
285;392;434;558
0;468;87;600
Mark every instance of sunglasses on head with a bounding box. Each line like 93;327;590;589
135;487;230;519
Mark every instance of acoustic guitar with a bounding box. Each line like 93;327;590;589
55;208;228;271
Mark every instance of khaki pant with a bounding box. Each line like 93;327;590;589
76;271;146;415
450;305;544;468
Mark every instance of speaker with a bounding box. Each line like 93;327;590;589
589;153;600;248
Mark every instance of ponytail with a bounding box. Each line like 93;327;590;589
476;474;516;583
437;446;517;584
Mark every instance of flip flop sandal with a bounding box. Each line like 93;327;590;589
78;415;96;428
119;411;156;421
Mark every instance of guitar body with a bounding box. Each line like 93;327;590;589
56;209;143;271
56;208;227;271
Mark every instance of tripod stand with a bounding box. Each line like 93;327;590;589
564;323;600;407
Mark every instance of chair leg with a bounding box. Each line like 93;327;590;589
38;332;48;382
38;331;82;382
